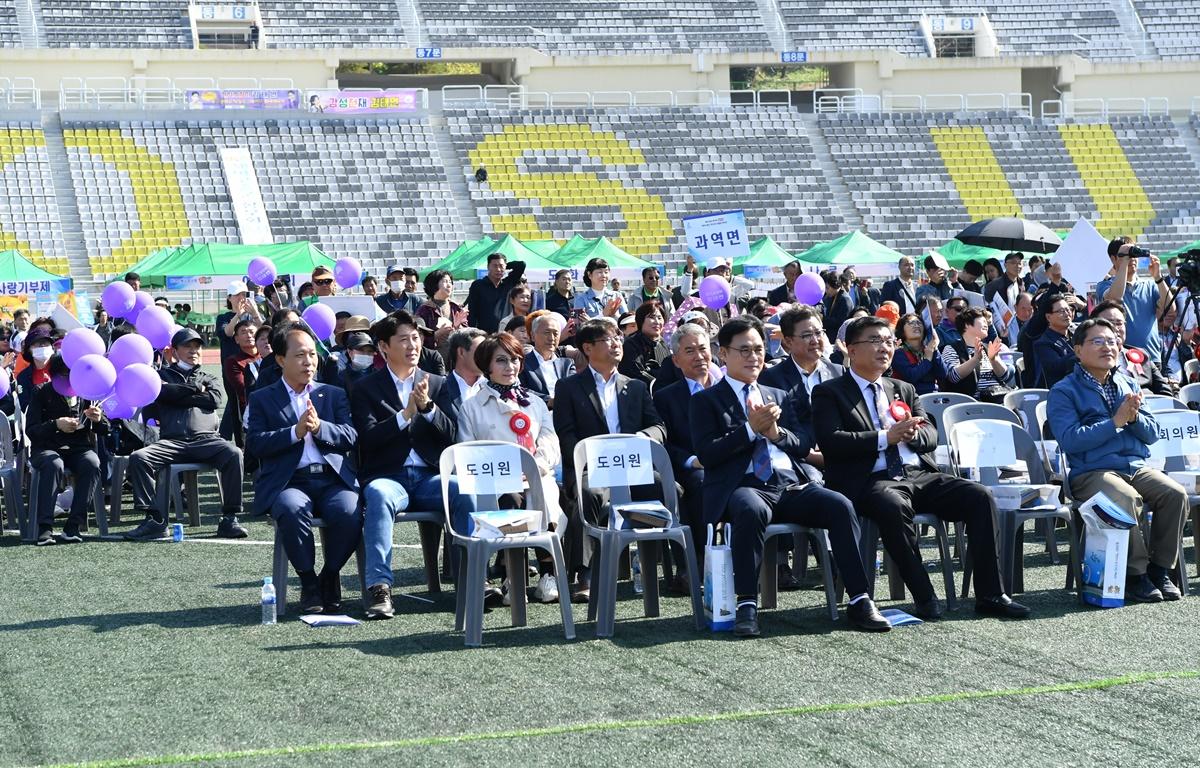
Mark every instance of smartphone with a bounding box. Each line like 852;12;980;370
1137;256;1150;271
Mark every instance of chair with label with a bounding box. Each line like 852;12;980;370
573;434;703;638
1146;408;1198;587
440;440;574;647
1143;395;1188;413
949;418;1081;597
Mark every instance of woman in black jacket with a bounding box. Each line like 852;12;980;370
26;354;108;545
618;301;670;386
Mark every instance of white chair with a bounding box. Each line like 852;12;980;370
1144;395;1187;413
1178;382;1200;410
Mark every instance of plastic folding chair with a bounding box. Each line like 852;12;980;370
573;434;703;638
1144;395;1187;413
1003;388;1051;441
1179;382;1200;410
916;391;974;447
759;523;839;620
270;518;367;618
441;441;574;648
156;462;220;526
0;418;24;536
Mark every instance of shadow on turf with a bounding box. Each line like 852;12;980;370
0;604;259;633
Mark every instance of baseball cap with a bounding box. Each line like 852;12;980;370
343;331;374;350
227;280;248;296
617;312;636;328
171;327;203;348
385;264;404;277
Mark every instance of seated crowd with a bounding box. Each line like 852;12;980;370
12;236;1196;637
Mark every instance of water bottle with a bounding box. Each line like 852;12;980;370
261;577;277;625
631;543;643;594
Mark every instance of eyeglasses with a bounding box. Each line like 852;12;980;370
903;319;924;327
314;279;334;286
851;337;896;348
493;356;520;367
1049;308;1073;317
946;304;966;312
726;345;766;359
790;331;823;342
1085;337;1121;349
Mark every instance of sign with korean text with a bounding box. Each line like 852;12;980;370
683;210;750;268
781;51;808;63
454;443;523;495
416;47;443;59
585;437;654;488
1149;410;1200;459
305;89;420;115
185;89;300;110
218;147;274;245
198;5;252;21
0;278;71;296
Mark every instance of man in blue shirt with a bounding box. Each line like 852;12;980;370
1096;237;1170;365
1047;318;1188;603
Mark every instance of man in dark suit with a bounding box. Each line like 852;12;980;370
553;318;667;601
1032;294;1076;389
690;316;889;637
521;312;575;407
812;316;1030;620
760;306;843;423
767;261;801;306
246;322;361;614
466;253;526;334
350;312;473;620
880;256;920;316
432;327;486;427
653;322;717;589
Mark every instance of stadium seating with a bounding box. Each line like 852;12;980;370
62;116;465;278
1135;0;1200;59
0;1;20;48
40;1;192;49
0;121;70;275
821;112;1200;255
777;0;1135;59
445;105;844;266
420;0;772;54
257;1;408;49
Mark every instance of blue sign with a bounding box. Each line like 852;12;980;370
781;51;808;64
683;210;750;267
416;47;443;59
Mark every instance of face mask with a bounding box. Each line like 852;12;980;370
176;360;195;373
351;353;375;371
32;346;53;363
390;281;405;293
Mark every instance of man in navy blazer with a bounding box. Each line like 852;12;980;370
766;261;801;306
520;312;575;406
350;311;473;620
689;316;889;637
246;322;361;615
879;256;920;316
760;306;843;431
432;327;486;427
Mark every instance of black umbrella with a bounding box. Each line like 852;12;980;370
954;217;1062;254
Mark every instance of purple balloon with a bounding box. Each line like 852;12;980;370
302;302;337;341
793;272;824;306
52;375;76;399
129;291;154;325
61;328;106;368
135;306;175;349
333;258;362;290
115;363;161;408
69;354;117;400
101;396;135;420
698;275;731;310
0;368;11;400
108;334;154;371
102;281;136;319
247;256;278;288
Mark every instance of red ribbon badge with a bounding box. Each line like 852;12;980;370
1125;348;1146;366
509;412;534;451
889;400;912;422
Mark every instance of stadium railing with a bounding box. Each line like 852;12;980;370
0;77;40;110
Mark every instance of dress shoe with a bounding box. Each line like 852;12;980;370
365;584;394;620
1147;565;1182;601
298;572;323;614
733;604;760;637
912;597;944;621
216;515;248;539
777;563;802;591
319;570;343;613
1126;573;1164;603
123;516;166;541
846;598;891;632
570;577;591;604
975;594;1031;618
666;573;691;596
484;585;505;608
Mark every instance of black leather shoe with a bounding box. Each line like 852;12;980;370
365;584;394;620
733;604;761;637
299;572;323;614
975;594;1031;618
216;515;248;539
666;573;691;596
319;570;342;613
912;597;944;621
1126;574;1164;603
846;598;891;632
777;563;802;591
1147;566;1182;601
123;516;166;541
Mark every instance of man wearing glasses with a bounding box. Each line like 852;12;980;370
628;267;675;315
761;306;842;430
311;266;337;299
690;316;890;637
1032;295;1077;388
1047;318;1188;603
812;316;1030;620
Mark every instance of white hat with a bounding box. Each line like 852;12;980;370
227;280;248;296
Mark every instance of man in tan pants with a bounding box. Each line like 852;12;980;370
1047;317;1188;603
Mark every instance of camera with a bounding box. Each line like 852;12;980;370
1175;249;1200;293
1121;246;1151;259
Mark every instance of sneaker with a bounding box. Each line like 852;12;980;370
365;584;394;620
216;515;248;539
534;573;559;603
1126;573;1164;603
124;516;167;541
57;527;84;544
1147;565;1182;601
35;528;56;546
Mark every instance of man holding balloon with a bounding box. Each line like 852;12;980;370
124;328;248;541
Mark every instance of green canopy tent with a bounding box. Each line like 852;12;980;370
421;235;565;281
148;242;334;286
0;250;72;284
521;239;564;258
110;246;182;288
796;231;905;266
420;236;497;279
550;235;656;278
1162;240;1200;259
734;236;795;276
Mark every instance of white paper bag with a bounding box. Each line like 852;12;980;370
704;524;736;632
1078;494;1133;608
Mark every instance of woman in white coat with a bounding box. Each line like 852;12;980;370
458;332;565;603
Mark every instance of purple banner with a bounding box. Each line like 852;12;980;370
305;89;420;115
185;89;302;110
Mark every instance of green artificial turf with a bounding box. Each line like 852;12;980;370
3;476;1200;767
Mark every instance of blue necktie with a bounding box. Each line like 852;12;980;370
744;383;774;483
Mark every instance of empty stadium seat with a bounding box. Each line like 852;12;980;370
41;1;192;48
0;121;71;275
1135;0;1200;59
